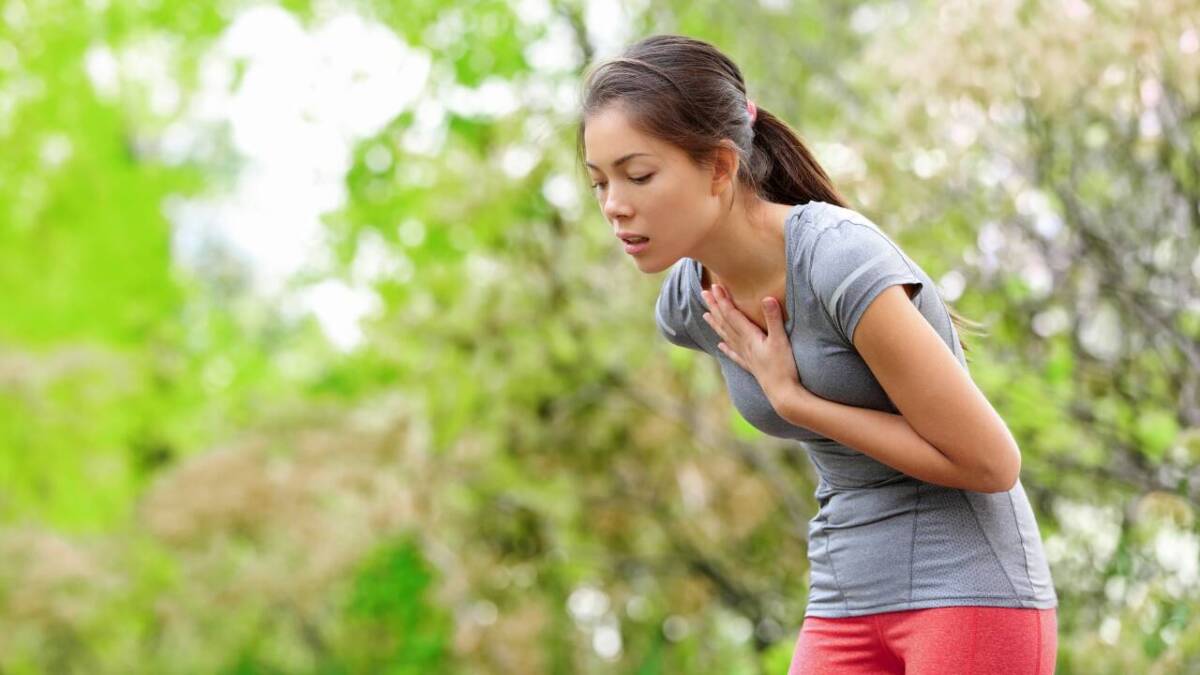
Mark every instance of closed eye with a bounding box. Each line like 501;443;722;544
590;173;654;191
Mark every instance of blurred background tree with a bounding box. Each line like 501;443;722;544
0;0;1197;673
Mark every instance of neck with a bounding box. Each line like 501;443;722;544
692;193;797;300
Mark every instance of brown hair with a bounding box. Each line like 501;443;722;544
576;33;981;356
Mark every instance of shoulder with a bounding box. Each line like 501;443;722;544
804;202;887;243
801;206;924;345
791;201;885;257
656;258;691;309
655;259;705;351
804;206;914;281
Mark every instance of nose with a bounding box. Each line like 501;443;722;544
602;185;632;223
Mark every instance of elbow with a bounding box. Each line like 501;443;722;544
981;471;1019;494
978;443;1022;493
945;438;1021;493
964;468;1016;494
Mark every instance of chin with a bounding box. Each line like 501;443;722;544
638;256;675;274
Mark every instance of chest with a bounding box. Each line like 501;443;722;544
689;281;947;442
700;273;789;333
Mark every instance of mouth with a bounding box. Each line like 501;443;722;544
622;237;650;255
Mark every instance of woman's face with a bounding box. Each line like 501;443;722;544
583;105;723;272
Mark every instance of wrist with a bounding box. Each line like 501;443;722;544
769;381;816;427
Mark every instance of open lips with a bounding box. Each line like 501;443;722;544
620;234;650;254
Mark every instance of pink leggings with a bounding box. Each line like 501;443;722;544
787;606;1057;675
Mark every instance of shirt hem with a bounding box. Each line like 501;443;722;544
803;594;1059;618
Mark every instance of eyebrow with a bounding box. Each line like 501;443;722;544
585;152;653;170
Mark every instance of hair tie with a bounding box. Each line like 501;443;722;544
747;99;757;124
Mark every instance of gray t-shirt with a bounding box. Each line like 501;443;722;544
654;200;1058;618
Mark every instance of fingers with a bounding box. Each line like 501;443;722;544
701;291;735;354
701;290;724;335
704;285;752;336
702;308;723;340
762;296;783;335
719;342;748;369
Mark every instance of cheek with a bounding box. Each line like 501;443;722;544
642;173;696;216
643;181;710;251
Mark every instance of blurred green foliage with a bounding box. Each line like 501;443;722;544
1;0;1199;673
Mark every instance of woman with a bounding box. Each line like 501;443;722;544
577;34;1058;674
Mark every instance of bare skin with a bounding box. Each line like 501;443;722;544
582;103;798;334
583;102;807;398
584;103;1018;492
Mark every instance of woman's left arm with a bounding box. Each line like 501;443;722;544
774;285;1022;494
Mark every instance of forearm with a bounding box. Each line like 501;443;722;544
775;387;1002;493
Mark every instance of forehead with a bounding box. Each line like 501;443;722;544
583;106;663;169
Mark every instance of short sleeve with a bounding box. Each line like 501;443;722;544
808;220;923;346
655;260;705;352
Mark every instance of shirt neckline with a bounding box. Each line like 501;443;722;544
688;201;812;337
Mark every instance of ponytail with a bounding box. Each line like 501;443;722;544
745;106;850;209
579;33;980;356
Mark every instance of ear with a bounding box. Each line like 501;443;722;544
708;140;740;196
